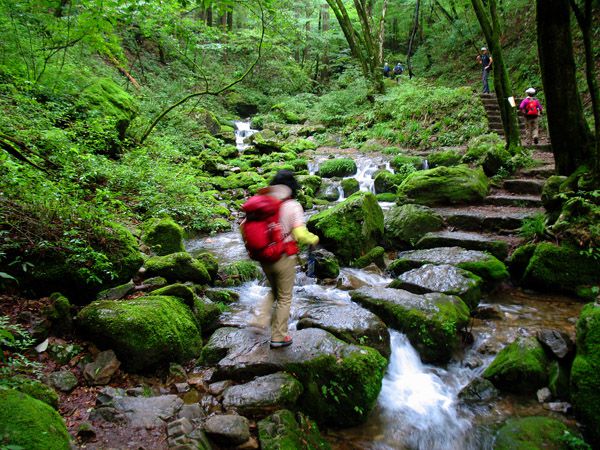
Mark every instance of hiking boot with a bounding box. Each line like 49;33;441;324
270;336;293;348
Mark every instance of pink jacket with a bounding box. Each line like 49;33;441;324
519;97;542;115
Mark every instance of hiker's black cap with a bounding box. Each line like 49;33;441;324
271;169;299;198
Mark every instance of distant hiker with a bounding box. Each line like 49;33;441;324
383;63;391;78
519;87;543;145
476;47;493;94
241;170;319;349
393;63;404;82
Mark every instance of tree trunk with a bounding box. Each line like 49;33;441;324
227;11;233;31
206;7;213;27
537;0;594;174
407;0;420;79
471;0;521;150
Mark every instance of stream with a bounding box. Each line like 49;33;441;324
184;122;585;449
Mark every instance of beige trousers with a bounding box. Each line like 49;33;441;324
254;255;297;342
524;117;539;144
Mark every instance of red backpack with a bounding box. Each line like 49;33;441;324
240;195;297;263
524;99;539;117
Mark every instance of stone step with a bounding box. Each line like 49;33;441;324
433;205;543;233
415;230;519;260
518;165;555;179
485;192;542;208
503;178;545;195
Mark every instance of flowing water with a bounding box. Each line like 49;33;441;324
186;152;584;449
234;120;258;152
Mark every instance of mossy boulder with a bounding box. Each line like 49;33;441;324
521;243;600;296
388;247;508;284
12;377;59;409
374;170;403;194
144;252;210;284
390;153;422;170
462;140;511;177
316;179;341;202
249;130;284;153
397;165;489;206
44;292;73;335
0;389;70;450
352;246;385;269
297;175;323;197
218;261;262;286
307;191;384;265
570;303;600;445
310;248;340;279
77;295;202;372
482;336;550;394
152;283;196;307
383;204;444;249
508;243;537;282
26;222;143;301
350;286;470;364
341;178;360;197
428;149;463;168
201;327;387;427
258;410;331;450
141;217;185;256
494;416;573;450
317;158;357;178
542;176;568;214
78;77;137;129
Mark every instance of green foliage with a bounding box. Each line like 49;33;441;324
0;316;43;390
519;213;551;242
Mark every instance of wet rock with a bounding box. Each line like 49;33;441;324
310;248;340;280
316;179;340;202
77;296;202;372
96;280;135;301
144;252;210;284
204;288;240;304
208;380;234;396
397;165;489;206
94;388;183;428
472;304;503;320
175;383;191;394
178;404;204;421
483;336;549;394
543;402;571;413
258;409;330;450
317;158;357;178
415;231;509;260
84;350;121;385
352;246;385;270
201;327;387;427
388;247;509;284
463;355;484;369
458;377;499;404
203;414;250;446
222;372;303;417
48;370;78;392
296;302;391;358
201;395;221;416
168;418;194;440
350;286;470;364
383;204;444;249
341;178;359;197
388;264;482;310
537;387;552;403
136;276;168;292
494;416;572;450
536;329;574;360
433;206;535;233
307;192;384;265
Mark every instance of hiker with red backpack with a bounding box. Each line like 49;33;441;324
241;170;319;349
519;87;543;145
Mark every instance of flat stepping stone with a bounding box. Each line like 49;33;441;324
415;230;511;260
503;178;545;195
433;205;542;232
518;165;555;179
485;192;542;208
296;301;391;358
388;264;482;310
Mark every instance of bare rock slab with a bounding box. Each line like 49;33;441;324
415;230;510;260
204;414;250;446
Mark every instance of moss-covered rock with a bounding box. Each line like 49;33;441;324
195;251;219;282
352;246;385;269
389;153;422;170
350;287;470;363
258;409;331;450
218;261;262;286
307;192;384;265
317;158;357;178
508;243;537;282
542;176;568;215
152;283;196;307
12;377;59;409
141;217;185;256
144;252;210;284
521;243;600;296
462;136;511;176
397;165;489;206
548;360;571;400
0;389;70;450
482;336;549;394
26;221;143;301
376;192;397;202
192;297;223;336
494;416;573;450
570;303;600;445
427;149;463;168
341;178;360;197
44;292;72;335
249;130;284;153
383;204;444;249
316;179;341;202
77;295;202;372
310;248;340;280
374;170;403;194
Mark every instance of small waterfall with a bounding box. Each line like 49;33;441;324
234;120;257;152
422;159;429;170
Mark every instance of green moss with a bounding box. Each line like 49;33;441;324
522;243;600;295
195;252;219;281
13;378;59;409
192;297;222;336
428;149;463;168
79;78;137;121
284;346;387;427
494;416;571;450
307;191;384;265
397;165;489;206
297;175;323;196
570;303;600;445
374;170;402;194
542;176;568;213
218;261;261;286
389;153;422;170
317;158;357;178
376;193;397;202
508;243;537;282
383;204;444;249
483;336;549;394
144;252;210;284
258;410;331;450
341;178;360;197
548;360;571;400
141;217;185;256
353;246;385;269
281;139;317;153
152;283;195;307
456;258;509;283
77;295;202;372
0;389;70;450
463;134;511;176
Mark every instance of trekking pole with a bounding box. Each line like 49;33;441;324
306;246;316;278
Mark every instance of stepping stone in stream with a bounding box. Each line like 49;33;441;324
415;230;510;260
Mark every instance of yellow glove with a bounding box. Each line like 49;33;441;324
292;226;319;246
